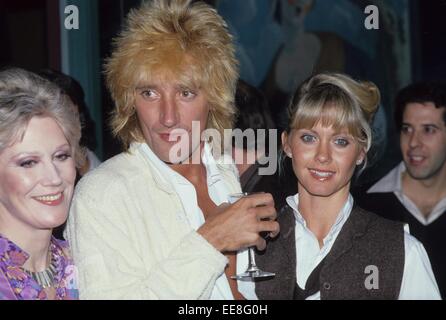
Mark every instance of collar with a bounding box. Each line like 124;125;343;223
367;161;446;225
133;142;176;194
367;162;405;194
0;234;28;267
0;234;75;300
0;234;67;269
201;142;226;186
285;193;354;245
135;141;229;193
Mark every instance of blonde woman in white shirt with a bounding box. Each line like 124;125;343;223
255;73;441;300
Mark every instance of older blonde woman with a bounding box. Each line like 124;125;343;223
255;73;441;300
0;68;82;300
66;0;278;300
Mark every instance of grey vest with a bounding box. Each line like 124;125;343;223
255;205;405;300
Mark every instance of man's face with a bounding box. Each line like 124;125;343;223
134;75;209;164
400;102;446;180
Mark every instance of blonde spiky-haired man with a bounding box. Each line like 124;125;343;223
65;0;279;299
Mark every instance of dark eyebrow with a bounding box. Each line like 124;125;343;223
422;124;440;129
402;122;440;129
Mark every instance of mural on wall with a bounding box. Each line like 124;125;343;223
216;0;412;179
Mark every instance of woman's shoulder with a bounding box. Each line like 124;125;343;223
351;206;405;243
0;269;18;300
353;206;404;228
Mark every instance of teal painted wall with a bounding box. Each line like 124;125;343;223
60;0;103;159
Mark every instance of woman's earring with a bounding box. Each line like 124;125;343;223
356;159;363;165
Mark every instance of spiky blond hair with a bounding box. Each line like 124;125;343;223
105;0;239;150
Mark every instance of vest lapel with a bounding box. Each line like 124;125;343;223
324;207;371;268
256;205;297;299
278;207;296;266
273;206;297;298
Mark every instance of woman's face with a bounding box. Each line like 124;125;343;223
0;117;76;234
283;122;365;200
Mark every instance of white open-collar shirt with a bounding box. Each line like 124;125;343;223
141;142;256;300
368;162;446;226
286;193;441;300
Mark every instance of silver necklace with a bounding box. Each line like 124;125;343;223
24;258;57;288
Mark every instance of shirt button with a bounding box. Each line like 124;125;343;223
323;282;331;290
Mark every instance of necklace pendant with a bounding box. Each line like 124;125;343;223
25;258;57;289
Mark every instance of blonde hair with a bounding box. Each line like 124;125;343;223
0;68;84;167
105;0;239;150
287;73;380;153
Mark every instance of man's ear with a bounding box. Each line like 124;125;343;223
282;131;292;158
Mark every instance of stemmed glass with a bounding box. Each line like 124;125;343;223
228;192;275;281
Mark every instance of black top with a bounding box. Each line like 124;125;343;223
355;187;446;299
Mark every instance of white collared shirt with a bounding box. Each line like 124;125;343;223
286;193;441;300
367;162;446;225
140;143;256;300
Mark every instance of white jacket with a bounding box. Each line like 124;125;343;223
65;142;243;299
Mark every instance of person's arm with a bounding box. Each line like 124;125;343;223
65;181;228;300
398;231;441;300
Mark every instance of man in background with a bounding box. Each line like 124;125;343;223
355;81;446;298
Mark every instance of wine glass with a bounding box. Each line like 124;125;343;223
228;192;275;281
